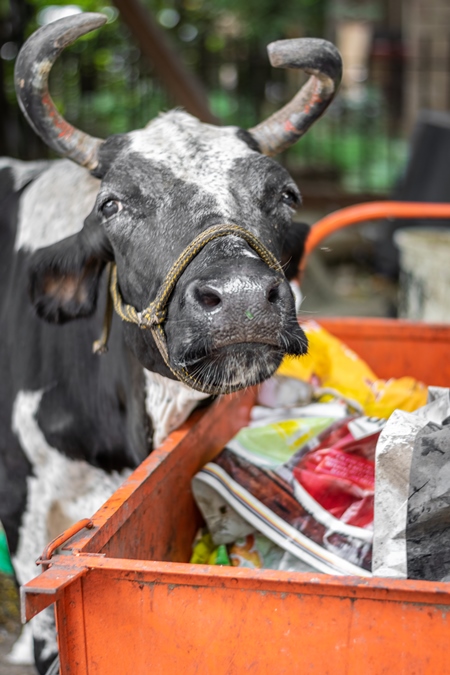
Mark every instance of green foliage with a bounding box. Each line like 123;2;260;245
288;114;407;193
203;0;327;42
0;0;10;19
1;0;405;194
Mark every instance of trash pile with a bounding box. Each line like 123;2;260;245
191;320;450;582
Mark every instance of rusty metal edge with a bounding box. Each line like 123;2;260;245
21;562;90;623
304;200;450;258
67;389;254;555
22;547;450;626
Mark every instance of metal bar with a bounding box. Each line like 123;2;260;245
304;200;450;255
50;553;450;606
36;518;94;570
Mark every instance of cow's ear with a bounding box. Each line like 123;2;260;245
28;216;112;324
281;221;310;280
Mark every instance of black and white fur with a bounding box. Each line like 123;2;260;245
1;111;309;673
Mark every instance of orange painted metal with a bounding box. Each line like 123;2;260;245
21;563;88;623
22;319;450;674
53;556;450;674
69;387;255;562
21;201;450;674
304;200;450;257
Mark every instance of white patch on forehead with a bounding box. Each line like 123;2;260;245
11;389;131;662
144;369;209;447
15;160;100;252
129;111;256;219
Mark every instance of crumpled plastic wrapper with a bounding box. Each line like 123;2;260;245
373;387;450;580
278;320;428;418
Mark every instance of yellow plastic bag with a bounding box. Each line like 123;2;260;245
278;320;427;418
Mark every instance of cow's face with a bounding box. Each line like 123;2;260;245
101;112;306;389
18;12;342;393
29;111;307;392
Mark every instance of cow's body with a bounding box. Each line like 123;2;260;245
0;118;306;672
0;13;342;673
1;153;214;669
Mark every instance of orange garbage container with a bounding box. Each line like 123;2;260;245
22;202;450;674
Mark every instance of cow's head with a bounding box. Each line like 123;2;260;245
16;13;341;394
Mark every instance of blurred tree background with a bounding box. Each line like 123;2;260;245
0;0;433;200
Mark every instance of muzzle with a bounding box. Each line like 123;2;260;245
93;223;284;395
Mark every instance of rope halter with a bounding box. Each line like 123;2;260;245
93;223;284;395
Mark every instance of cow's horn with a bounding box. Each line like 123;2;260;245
15;13;106;170
249;38;342;156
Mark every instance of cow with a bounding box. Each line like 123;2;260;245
0;12;341;674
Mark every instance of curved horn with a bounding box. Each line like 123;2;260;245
249;38;342;156
15;13;107;170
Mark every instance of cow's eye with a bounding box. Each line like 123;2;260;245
280;189;299;209
101;199;122;218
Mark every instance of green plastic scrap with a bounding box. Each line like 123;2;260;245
214;544;230;566
0;525;14;576
190;532;230;566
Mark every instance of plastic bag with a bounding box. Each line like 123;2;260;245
293;446;375;528
192;415;385;577
226;415;337;468
277;320;428;418
373;387;450;580
192;449;372;576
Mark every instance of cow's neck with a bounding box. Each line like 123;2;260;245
143;370;210;447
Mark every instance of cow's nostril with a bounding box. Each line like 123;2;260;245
267;285;280;304
195;286;222;310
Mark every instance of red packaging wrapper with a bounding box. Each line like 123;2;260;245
293;420;381;529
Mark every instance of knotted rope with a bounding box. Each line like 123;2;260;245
93;223;283;394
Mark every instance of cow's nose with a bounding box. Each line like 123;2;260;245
193;284;223;311
188;275;285;314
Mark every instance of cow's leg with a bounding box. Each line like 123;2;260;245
43;656;60;675
0;419;30;554
10;388;131;670
0;407;57;668
7;600;58;674
0;421;34;664
33;608;58;675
